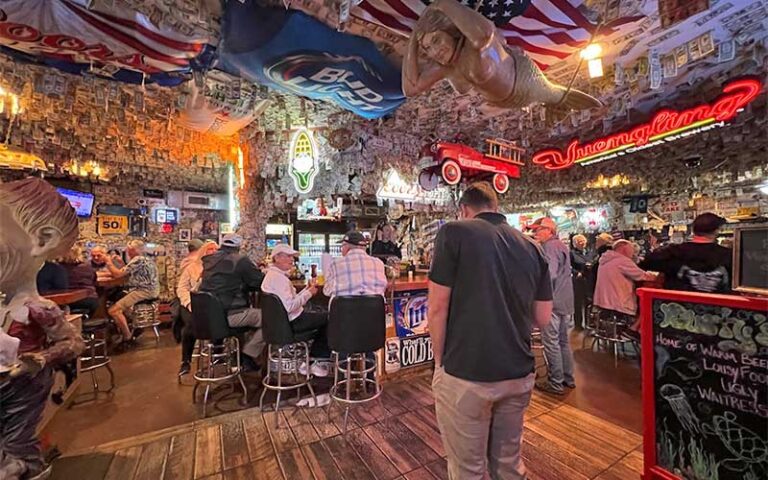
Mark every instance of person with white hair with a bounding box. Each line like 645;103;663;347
570;234;595;330
594;239;657;334
106;239;159;345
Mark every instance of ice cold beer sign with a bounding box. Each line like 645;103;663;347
400;335;433;368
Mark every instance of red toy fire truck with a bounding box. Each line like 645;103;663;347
418;138;524;194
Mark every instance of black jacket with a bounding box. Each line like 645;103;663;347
199;249;264;311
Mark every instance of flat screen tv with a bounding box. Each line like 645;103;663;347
56;187;95;218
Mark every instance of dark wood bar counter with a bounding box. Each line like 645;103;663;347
391;274;429;292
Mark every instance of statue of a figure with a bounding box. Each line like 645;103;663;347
403;0;601;110
0;178;84;480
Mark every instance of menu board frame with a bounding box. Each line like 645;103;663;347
638;288;768;480
732;224;768;296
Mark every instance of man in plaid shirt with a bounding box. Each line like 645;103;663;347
324;231;388;299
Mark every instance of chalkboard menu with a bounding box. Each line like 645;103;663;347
652;299;768;480
734;225;768;295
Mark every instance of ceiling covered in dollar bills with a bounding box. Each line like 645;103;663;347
0;0;766;200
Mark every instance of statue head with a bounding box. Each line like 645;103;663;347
419;30;459;66
0;178;78;291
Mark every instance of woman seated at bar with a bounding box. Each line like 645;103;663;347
593;239;657;340
36;259;68;294
59;245;99;317
261;244;330;377
176;240;218;377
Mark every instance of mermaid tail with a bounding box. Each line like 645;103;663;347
497;47;602;110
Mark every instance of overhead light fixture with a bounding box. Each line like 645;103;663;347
62;159;112;181
580;43;604;79
758;181;768;195
0;144;47;171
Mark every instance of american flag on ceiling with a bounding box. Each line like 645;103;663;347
353;0;641;70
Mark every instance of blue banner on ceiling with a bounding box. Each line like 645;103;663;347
218;1;405;119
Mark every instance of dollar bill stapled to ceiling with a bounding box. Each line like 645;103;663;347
217;0;405;120
401;0;600;110
176;71;271;136
0;0;211;86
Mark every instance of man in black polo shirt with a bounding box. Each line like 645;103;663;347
428;182;554;480
639;212;732;293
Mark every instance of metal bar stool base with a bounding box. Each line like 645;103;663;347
192;337;248;417
259;342;316;429
327;352;381;435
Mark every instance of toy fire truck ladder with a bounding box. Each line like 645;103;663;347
485;139;525;166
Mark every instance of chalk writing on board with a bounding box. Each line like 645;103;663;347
653;300;767;480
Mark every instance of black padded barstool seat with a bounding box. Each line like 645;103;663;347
190;291;248;417
82;317;108;330
327;295;386;434
259;293;317;426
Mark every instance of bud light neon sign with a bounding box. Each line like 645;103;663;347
532;78;762;170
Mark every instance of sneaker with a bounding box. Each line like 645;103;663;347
178;362;191;377
297;393;331;408
564;381;576;389
535;380;565;396
299;361;329;378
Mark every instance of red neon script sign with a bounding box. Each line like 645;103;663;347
532;78;762;170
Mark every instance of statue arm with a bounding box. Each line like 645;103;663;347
433;0;495;50
402;33;448;97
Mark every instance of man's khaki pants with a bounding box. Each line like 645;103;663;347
432;366;535;480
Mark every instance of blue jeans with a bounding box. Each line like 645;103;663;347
541;313;575;387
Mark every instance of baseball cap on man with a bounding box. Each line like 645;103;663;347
692;212;726;235
595;232;614;247
339;231;368;247
271;244;299;258
221;234;243;249
530;217;557;232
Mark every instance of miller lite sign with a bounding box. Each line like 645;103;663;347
218;1;404;119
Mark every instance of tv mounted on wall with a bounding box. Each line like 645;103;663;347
56;187;95;218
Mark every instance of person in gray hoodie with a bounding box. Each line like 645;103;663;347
530;217;575;395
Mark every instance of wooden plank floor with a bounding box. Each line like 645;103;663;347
53;374;643;480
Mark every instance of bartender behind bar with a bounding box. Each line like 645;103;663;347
371;224;402;259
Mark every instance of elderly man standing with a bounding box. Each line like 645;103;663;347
570;234;595;330
106;240;159;345
324;231;388;299
531;217;575;395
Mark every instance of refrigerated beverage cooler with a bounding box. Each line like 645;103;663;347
297;232;346;273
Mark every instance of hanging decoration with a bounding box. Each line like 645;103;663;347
288;128;320;194
418;137;524;195
532;78;762;170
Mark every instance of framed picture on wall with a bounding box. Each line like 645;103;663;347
179;229;191;242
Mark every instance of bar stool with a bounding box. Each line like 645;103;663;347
190;292;248;417
131;298;161;343
259;293;317;427
531;327;549;379
70;315;115;406
327;295;386;435
590;307;636;366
